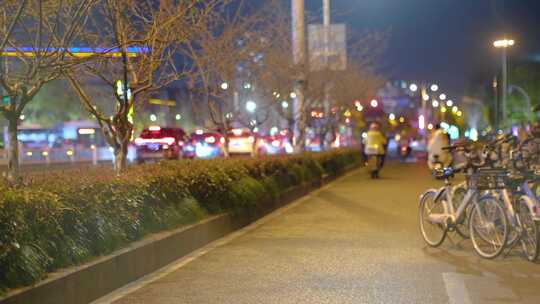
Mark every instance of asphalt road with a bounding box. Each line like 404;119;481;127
94;162;540;304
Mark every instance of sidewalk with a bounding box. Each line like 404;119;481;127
95;163;540;304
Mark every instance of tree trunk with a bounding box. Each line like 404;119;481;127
319;131;326;151
6;116;19;182
295;110;306;153
113;140;128;174
251;133;259;157
222;132;230;158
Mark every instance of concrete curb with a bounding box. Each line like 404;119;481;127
0;164;360;304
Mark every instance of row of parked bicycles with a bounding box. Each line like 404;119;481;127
419;132;540;261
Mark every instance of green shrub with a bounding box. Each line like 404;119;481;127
0;148;361;293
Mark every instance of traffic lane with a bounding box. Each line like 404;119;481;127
108;163;540;304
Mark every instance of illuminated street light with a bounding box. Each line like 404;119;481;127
370;99;378;108
422;94;430;101
446;100;453;107
440;106;447;113
439;93;446;100
430;84;439;92
427;123;434;130
493;39;515;48
432;100;439;107
281;101;289;109
150;114;157;122
175;114;182;121
246;100;257;112
389;113;396;120
409;83;418;92
399;116;405;123
457;110;463;117
452;106;458;113
220;82;229;90
290;92;297;99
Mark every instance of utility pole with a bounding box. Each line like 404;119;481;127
493;38;514;130
292;0;306;152
323;0;330;26
322;0;331;149
493;76;498;130
501;47;507;129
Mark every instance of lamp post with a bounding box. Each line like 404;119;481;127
493;38;515;129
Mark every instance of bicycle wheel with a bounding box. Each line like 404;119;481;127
469;194;508;259
516;196;540;262
419;189;447;247
451;184;471;239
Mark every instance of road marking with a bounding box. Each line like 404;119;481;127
443;272;472;304
91;169;361;304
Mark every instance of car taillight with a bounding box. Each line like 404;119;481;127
205;136;216;144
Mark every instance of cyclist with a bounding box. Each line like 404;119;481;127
427;123;452;170
364;122;387;178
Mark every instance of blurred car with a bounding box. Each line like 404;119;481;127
257;134;291;155
305;136;322;152
227;128;255;155
184;130;224;159
134;126;186;163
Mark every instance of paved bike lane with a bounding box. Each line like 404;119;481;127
94;163;540;304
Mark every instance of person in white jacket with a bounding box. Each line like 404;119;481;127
427;124;452;169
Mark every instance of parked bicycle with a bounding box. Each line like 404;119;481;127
419;133;540;261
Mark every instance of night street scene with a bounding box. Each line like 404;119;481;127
1;0;540;303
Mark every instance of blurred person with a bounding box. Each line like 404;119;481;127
364;122;387;178
427;123;451;170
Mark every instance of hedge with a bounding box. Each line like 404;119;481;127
0;148;361;293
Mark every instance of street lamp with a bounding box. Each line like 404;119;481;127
220;82;229;90
246;100;257;112
439;93;446;101
432;100;439;107
446;100;453;107
409;83;418;92
281;101;289;109
493;38;515;129
430;84;439;92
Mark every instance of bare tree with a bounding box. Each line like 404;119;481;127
183;1;277;157
66;0;217;173
0;0;96;181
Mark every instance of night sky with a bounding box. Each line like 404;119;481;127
302;0;540;99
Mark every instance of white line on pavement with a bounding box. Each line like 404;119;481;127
443;272;472;304
91;169;360;304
